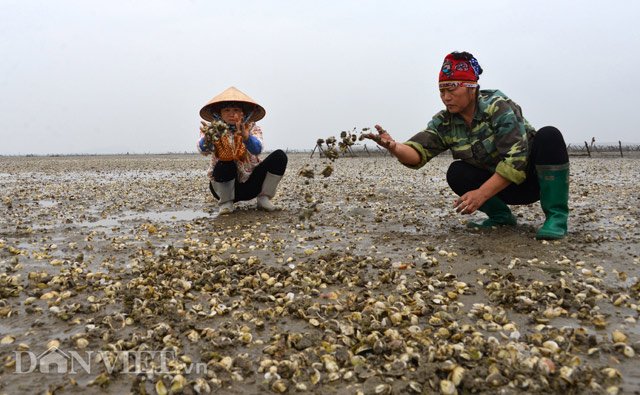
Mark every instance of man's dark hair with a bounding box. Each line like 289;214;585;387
451;51;474;61
450;51;483;77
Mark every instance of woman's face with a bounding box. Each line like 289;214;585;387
439;85;475;114
220;106;244;124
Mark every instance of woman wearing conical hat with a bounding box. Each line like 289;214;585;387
198;87;288;214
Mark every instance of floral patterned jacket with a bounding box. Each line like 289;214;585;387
197;124;264;183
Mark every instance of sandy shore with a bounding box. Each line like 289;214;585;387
0;153;638;394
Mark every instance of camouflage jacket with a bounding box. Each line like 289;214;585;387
404;90;536;185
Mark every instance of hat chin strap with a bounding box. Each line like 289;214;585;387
243;108;255;123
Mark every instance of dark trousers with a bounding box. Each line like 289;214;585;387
446;126;568;205
209;149;288;202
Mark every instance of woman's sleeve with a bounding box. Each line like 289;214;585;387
245;125;264;155
197;135;213;156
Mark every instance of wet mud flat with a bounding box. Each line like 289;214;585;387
0;153;639;394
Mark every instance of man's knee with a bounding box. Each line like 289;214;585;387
446;161;468;194
536;126;564;145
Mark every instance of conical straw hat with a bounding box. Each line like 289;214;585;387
199;86;266;122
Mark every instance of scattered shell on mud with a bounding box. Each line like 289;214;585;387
0;153;638;393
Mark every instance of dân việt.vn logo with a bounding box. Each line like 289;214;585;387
14;346;206;375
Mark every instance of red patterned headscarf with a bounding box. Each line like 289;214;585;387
439;52;482;89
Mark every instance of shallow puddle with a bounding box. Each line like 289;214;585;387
37;200;57;207
77;209;214;229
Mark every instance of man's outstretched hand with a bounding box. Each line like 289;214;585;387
362;124;397;151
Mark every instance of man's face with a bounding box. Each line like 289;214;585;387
439;85;475;114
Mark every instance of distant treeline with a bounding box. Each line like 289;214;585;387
304;141;640;159
567;141;640;158
3;141;639;159
567;143;640;152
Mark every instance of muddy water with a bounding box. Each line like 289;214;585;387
0;153;639;394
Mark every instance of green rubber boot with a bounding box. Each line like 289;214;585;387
467;196;517;229
536;164;569;240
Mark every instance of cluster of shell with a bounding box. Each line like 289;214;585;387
300;127;372;180
297;128;374;221
297;124;385;224
200;120;230;143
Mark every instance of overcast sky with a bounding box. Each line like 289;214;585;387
1;0;638;155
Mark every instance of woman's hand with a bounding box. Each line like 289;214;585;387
236;121;250;140
453;189;489;215
200;120;209;134
200;121;212;144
